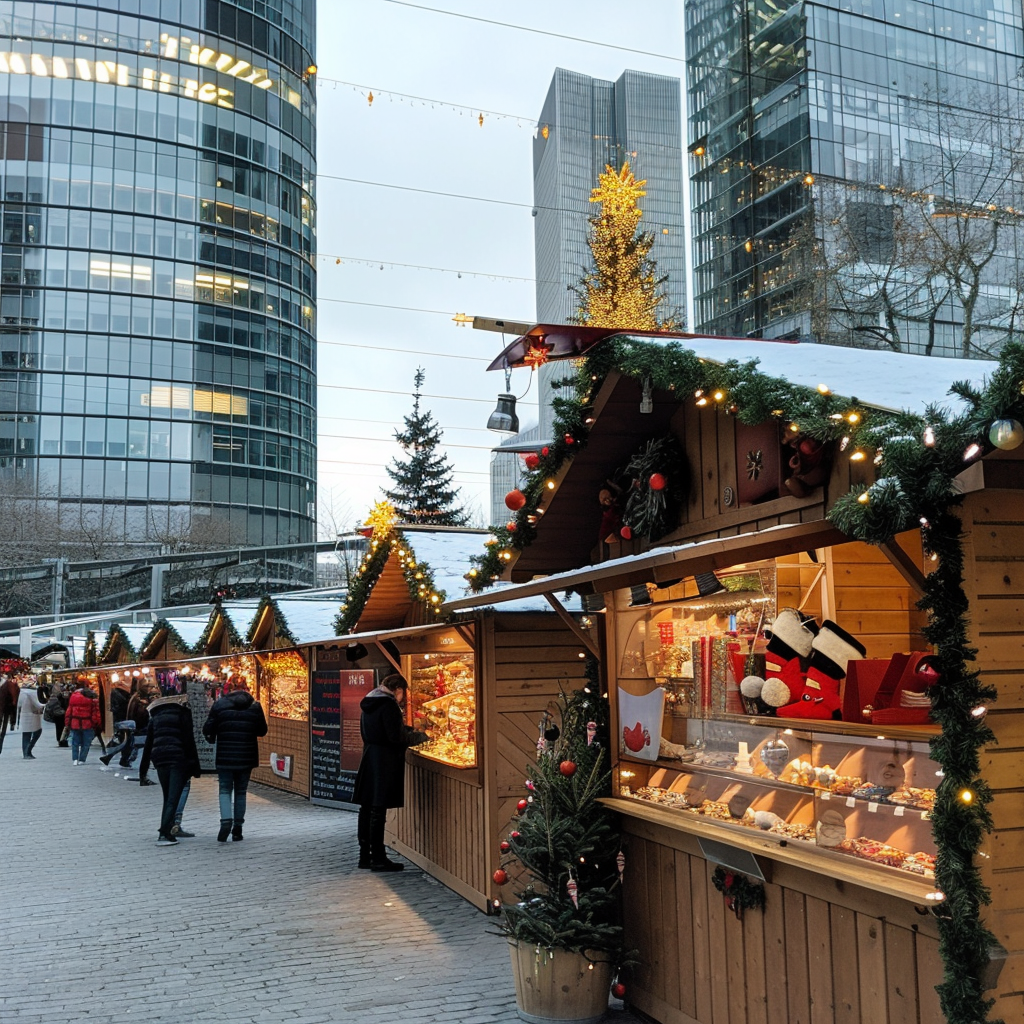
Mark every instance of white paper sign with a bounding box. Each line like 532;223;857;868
617;687;666;763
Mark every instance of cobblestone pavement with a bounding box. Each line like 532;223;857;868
1;736;645;1024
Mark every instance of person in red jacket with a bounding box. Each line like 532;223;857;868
66;683;101;765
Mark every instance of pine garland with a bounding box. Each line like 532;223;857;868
98;623;136;664
467;333;1024;1023
334;507;446;634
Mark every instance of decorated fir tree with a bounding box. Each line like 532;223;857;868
495;682;627;960
574;162;681;331
384;368;468;526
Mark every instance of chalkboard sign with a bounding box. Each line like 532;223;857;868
311;654;375;806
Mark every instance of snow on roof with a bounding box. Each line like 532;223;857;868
270;598;343;643
397;529;584;614
401;529;492;599
120;623;154;648
644;336;998;415
161;617;209;648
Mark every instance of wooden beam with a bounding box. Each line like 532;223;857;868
374;640;402;674
454;623;476;650
543;593;600;658
878;540;927;598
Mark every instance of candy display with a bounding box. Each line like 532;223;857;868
260;650;309;721
624;784;934;877
408;654;476;768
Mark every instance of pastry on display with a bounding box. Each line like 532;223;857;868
408;653;477;768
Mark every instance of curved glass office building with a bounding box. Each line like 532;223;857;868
0;0;316;547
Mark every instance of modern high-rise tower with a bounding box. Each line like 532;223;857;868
0;0;317;548
686;0;1024;356
490;67;685;524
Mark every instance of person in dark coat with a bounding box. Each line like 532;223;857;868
43;684;69;746
99;684;133;769
352;674;427;872
202;682;268;843
139;695;202;846
0;674;21;754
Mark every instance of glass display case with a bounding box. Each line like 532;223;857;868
406;649;477;768
617;706;938;880
259;650;309;721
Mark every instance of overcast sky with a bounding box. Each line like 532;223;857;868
314;1;684;529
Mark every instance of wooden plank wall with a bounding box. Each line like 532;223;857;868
254;717;309;796
622;819;945;1024
490;612;590;888
391;764;487;899
961;487;1024;1021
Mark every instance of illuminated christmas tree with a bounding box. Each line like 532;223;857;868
574;162;681;330
385;368;468;526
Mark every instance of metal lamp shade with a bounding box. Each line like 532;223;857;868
487;393;520;433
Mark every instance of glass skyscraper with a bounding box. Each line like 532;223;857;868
491;67;685;524
687;0;1024;357
0;0;316;548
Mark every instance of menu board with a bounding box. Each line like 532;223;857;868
311;650;375;806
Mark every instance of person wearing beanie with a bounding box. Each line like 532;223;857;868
352;674;428;872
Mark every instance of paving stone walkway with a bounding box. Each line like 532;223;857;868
1;735;645;1024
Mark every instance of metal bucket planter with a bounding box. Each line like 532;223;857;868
508;940;612;1024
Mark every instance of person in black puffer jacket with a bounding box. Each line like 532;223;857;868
139;695;201;846
202;682;268;843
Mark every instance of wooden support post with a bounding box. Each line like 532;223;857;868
878;540;927;598
374;640;402;674
543;593;600;658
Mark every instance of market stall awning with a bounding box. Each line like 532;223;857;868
444;520;846;611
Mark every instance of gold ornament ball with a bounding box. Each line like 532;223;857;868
989;418;1024;451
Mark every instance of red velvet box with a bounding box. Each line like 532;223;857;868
842;656;910;723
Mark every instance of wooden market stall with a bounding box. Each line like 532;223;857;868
320;519;596;910
447;335;1024;1024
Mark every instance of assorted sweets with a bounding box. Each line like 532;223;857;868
408;653;477;768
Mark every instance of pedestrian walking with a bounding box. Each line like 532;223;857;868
99;681;135;769
65;682;101;764
119;685;156;783
43;684;69;746
16;684;45;759
0;673;20;754
202;680;268;843
353;673;427;872
138;694;202;847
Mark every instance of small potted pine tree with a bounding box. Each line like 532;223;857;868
494;683;629;1024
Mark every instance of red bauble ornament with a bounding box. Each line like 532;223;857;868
524;453;540;470
564;433;575;445
612;982;627;999
559;760;577;777
541;446;550;456
620;525;633;540
500;840;510;852
510;831;521;839
506;522;517;533
505;489;526;511
493;869;508;885
649;472;667;491
517;798;528;812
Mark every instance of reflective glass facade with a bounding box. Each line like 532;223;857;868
687;0;1024;356
0;0;316;546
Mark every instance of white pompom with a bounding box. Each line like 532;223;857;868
761;677;792;707
739;675;765;698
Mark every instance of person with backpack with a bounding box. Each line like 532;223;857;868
202;680;268;843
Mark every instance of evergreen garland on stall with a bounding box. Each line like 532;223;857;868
467;333;1024;1024
334;501;447;635
620;434;687;541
